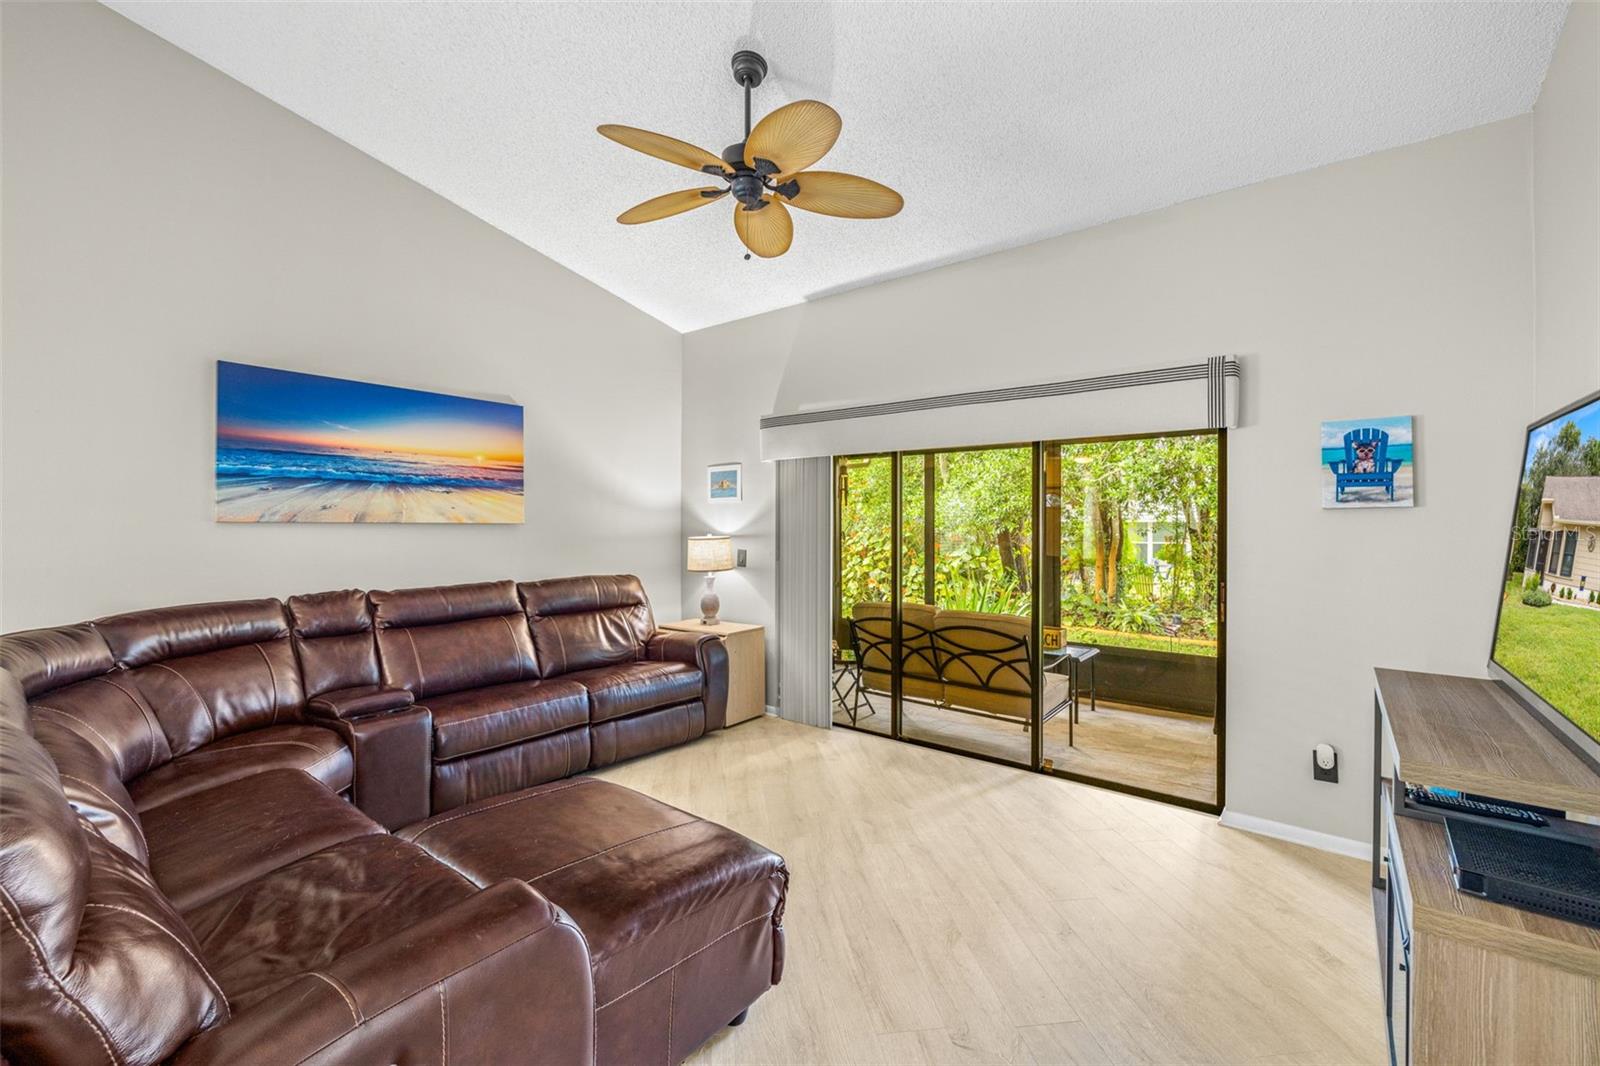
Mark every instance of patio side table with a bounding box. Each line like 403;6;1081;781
1047;645;1099;747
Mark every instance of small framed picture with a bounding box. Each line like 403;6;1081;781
707;463;742;502
1321;415;1415;508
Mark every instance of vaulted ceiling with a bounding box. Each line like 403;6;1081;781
107;1;1568;333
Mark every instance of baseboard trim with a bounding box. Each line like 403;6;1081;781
1219;809;1368;860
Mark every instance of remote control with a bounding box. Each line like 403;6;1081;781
1406;785;1549;827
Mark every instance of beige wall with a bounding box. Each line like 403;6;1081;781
1533;1;1600;411
680;314;789;703
0;3;683;631
682;118;1536;845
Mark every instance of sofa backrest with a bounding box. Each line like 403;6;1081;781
0;625;156;862
518;575;655;676
287;589;379;698
0;623;115;699
94;600;304;760
370;581;538;698
0;667;228;1065
849;602;940;684
932;609;1033;697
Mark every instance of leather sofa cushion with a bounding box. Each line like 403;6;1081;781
128;724;352;812
0;669;229;1066
518;575;655;675
30;711;150;864
400;778;787;1007
184;834;478;1010
424;679;589;761
288;589;380;697
430;728;591;813
589;701;704;769
119;638;306;759
564;661;702;723
95;599;289;667
141;768;382;913
287;588;372;638
307;684;414;721
25;668;172;783
377;613;539;698
371;582;540;698
370;580;521;630
0;623;115;698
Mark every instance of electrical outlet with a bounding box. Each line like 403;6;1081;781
1312;744;1339;783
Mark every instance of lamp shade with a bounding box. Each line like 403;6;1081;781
686;534;735;572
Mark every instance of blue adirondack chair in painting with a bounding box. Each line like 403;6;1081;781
1329;428;1404;501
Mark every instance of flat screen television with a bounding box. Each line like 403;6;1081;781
1489;388;1600;771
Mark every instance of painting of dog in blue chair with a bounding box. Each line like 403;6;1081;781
1322;416;1414;508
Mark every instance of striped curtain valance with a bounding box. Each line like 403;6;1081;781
761;357;1240;461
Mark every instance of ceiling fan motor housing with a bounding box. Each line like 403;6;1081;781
728;171;767;208
730;50;767;88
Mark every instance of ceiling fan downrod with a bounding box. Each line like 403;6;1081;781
731;49;767;140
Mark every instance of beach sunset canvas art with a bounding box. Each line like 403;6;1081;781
216;361;524;523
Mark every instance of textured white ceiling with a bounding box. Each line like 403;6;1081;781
105;1;1567;333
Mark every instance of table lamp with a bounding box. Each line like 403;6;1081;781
686;534;735;625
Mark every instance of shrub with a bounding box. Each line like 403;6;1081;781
1523;587;1553;607
1107;595;1161;634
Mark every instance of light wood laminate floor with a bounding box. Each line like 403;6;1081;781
594;716;1384;1065
835;691;1218;805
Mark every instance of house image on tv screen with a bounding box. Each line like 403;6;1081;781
1529;476;1600;594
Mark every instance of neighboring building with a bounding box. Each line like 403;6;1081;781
1527;476;1600;594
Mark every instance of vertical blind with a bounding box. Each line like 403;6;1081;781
775;457;833;728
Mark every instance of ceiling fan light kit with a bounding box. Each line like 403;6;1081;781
598;50;902;260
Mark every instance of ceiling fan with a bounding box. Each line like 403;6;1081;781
598;50;903;260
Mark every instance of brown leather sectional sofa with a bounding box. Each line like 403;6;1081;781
0;575;787;1065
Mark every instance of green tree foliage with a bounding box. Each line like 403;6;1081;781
837;449;1033;620
1057;436;1219;641
837;437;1221;651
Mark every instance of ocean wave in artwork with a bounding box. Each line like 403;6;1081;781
216;446;524;492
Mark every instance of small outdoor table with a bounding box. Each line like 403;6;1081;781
1044;645;1099;747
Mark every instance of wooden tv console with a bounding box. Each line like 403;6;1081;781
1371;668;1600;1066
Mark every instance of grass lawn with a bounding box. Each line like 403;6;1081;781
1060;626;1218;658
1494;581;1600;741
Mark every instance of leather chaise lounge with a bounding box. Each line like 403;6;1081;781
0;575;786;1065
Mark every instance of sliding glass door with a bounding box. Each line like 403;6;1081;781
831;431;1224;811
1039;432;1222;807
834;454;894;738
899;445;1035;766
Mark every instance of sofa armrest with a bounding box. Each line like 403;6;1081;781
306;684;415;721
315;706;432;831
172;880;594;1066
645;628;712;665
645;630;730;731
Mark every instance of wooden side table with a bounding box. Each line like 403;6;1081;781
660;619;766;727
1371;668;1600;1066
